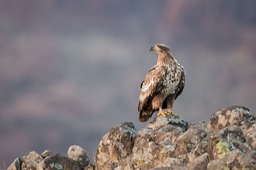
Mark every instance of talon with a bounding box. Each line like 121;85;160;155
157;111;179;118
167;112;179;118
157;110;167;117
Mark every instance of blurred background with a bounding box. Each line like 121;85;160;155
1;0;256;166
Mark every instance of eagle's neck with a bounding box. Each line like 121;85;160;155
157;51;177;65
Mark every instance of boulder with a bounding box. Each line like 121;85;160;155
8;151;43;170
94;122;137;169
37;154;81;170
41;150;55;159
207;105;254;131
131;116;189;169
67;145;90;168
7;158;21;170
7;146;91;170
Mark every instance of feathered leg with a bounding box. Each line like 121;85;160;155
155;95;179;117
166;96;179;118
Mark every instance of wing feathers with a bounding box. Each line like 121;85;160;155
138;65;166;112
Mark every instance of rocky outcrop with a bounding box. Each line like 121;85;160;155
7;105;256;170
94;105;256;170
95;122;137;169
7;145;92;170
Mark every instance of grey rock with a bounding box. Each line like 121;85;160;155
67;145;90;169
7;157;21;170
207;105;253;131
94;122;137;170
21;151;43;170
219;125;251;153
37;154;81;170
207;160;226;170
241;120;256;150
131;116;189;169
6;105;256;170
7;151;43;170
95;106;255;169
84;164;95;170
41;150;55;158
224;150;255;169
207;150;256;170
187;153;209;170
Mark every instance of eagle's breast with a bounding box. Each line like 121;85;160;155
160;63;183;99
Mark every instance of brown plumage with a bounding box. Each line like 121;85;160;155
138;44;185;122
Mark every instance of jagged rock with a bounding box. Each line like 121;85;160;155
7;147;91;170
131;116;189;169
176;122;208;158
207;105;253;131
7;105;256;170
67;145;90;168
7;158;21;170
187;153;209;170
37;154;81;170
41;150;55;158
241;120;256;150
207;160;226;170
21;151;43;170
7;151;43;170
95;106;255;169
207;150;256;170
94;122;137;170
85;164;95;170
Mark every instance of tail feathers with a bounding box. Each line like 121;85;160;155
139;110;153;122
138;101;153;122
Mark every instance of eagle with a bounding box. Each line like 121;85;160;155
138;44;185;122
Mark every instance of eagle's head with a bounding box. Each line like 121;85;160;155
150;43;176;63
150;44;171;53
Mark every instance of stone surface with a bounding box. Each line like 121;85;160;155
187;153;209;170
21;151;43;170
7;105;256;170
67;145;90;168
85;164;95;170
131;116;189;169
94;122;137;170
7;158;21;170
207;105;253;131
7;151;43;170
41;150;55;158
94;105;256;169
37;154;81;170
7;146;91;170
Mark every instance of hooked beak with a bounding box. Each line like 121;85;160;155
149;46;155;52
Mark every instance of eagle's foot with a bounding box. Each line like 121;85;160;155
166;112;179;118
157;111;179;118
157;110;168;117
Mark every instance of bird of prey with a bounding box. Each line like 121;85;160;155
138;44;185;122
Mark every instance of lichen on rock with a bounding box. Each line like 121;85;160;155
94;122;137;169
93;106;255;169
67;145;90;168
7;105;256;170
7;147;91;170
215;141;230;159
